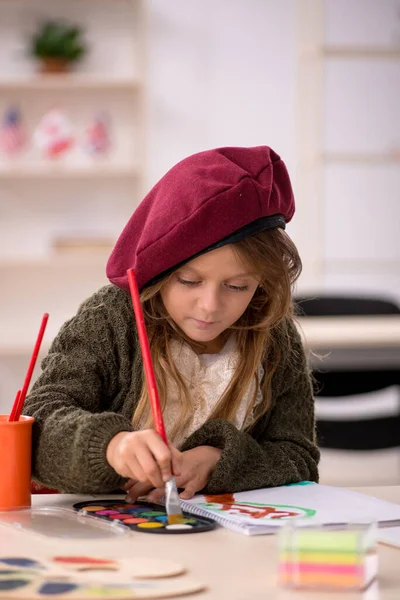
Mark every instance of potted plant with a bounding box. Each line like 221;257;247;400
30;20;86;74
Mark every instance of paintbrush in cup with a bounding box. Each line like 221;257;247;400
9;313;49;422
127;268;184;525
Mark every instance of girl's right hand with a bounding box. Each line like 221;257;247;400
106;429;182;489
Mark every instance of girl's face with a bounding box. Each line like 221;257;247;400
160;244;260;353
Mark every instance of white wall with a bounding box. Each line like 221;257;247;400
146;0;297;184
146;0;400;303
321;0;400;302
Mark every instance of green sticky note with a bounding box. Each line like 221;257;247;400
281;529;362;554
297;530;361;553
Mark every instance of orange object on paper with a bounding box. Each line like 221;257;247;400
0;415;34;511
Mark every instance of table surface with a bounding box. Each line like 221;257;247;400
297;315;400;349
1;486;399;600
297;315;400;369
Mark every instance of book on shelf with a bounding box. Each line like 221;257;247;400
51;237;114;255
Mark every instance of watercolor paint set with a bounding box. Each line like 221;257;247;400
73;499;217;534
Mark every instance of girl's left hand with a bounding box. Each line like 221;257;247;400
124;445;222;502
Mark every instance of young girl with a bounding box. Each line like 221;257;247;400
24;145;319;501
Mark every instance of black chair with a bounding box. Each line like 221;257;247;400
295;295;400;451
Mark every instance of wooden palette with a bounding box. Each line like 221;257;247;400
73;500;216;535
0;555;206;599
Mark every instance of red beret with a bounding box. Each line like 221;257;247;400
107;145;295;291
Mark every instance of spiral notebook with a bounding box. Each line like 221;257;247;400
179;483;400;536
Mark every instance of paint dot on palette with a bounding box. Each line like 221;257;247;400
140;511;166;517
166;524;193;530
137;522;164;529
80;506;106;512
52;557;116;565
183;518;198;524
95;510;120;516
1;558;41;568
88;585;135;595
106;514;134;520
155;516;169;522
123;518;149;524
0;579;31;591
39;581;79;594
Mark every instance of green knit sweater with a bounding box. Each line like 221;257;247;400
24;285;320;494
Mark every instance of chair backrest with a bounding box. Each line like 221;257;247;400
294;295;400;451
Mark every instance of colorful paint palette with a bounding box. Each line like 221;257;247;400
73;500;216;534
0;555;206;598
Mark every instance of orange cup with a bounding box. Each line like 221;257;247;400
0;415;34;511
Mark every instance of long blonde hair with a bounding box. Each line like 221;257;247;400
132;228;302;442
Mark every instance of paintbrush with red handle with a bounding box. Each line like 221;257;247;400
9;313;49;422
127;268;183;524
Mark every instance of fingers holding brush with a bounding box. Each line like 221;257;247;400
106;429;176;489
135;431;172;487
125;481;154;502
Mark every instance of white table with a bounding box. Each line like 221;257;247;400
298;315;400;369
1;487;400;599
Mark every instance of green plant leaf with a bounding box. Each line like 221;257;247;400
30;20;86;62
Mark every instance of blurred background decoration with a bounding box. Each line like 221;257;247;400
29;19;87;74
0;0;398;486
0;105;26;157
1;106;113;161
83;111;112;156
33;107;75;158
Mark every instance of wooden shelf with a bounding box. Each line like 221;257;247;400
0;75;141;91
0;255;110;269
0;1;146;368
0;163;139;179
323;46;400;60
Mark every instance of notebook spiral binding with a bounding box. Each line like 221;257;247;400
180;501;258;534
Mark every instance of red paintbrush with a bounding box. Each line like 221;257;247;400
127;268;183;524
9;313;49;422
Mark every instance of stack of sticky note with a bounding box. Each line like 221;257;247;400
277;524;377;590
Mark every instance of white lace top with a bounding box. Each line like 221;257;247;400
154;335;264;448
